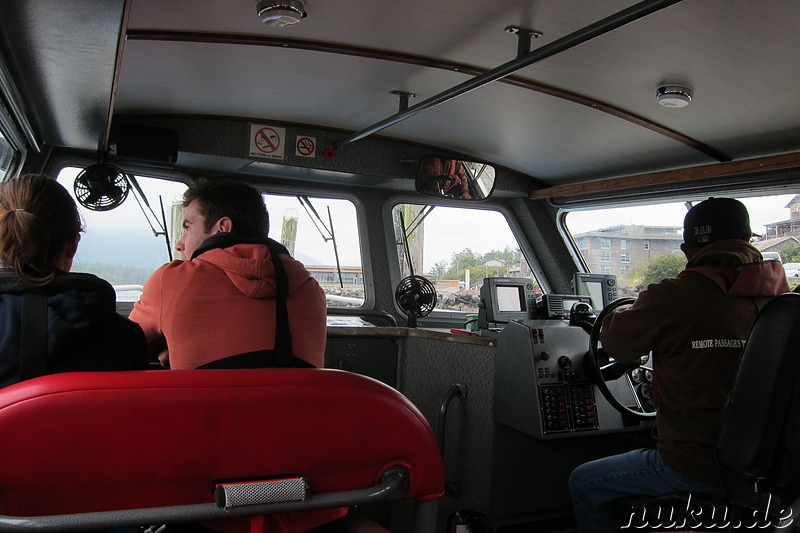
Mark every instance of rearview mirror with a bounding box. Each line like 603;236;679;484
416;156;496;200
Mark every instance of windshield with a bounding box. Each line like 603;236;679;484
564;193;800;296
57;167;363;306
262;194;363;307
57;167;186;301
392;203;541;314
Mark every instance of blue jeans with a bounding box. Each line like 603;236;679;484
569;448;722;533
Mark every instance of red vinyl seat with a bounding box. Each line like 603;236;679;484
0;368;444;532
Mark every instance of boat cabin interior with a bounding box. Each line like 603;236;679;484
1;0;800;531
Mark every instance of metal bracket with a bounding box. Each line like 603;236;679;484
390;90;418;112
505;25;543;57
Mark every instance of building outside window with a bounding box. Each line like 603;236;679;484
565;194;798;296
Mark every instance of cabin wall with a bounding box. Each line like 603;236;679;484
394;333;495;532
509;197;577;295
108;116;536;196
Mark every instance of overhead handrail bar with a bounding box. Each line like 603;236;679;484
332;0;684;151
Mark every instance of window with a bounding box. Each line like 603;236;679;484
0;131;15;179
57;168;364;307
600;252;611;263
57;167;187;302
392;204;540;313
564;193;799;296
262;194;363;308
600;238;611;249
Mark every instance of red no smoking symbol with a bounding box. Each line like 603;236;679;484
296;136;315;156
255;127;281;153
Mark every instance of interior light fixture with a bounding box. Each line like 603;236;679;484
257;0;307;27
656;85;693;108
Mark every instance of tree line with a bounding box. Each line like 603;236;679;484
72;261;155;286
428;246;521;282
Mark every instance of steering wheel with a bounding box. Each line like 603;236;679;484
583;297;656;420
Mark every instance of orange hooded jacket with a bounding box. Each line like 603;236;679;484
130;240;326;369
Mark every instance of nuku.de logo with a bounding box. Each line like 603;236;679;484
620;492;794;530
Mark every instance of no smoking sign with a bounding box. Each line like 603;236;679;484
295;136;316;158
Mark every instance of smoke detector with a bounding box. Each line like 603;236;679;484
656;85;693;108
257;0;307;27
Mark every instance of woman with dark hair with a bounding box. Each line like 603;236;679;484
0;174;148;387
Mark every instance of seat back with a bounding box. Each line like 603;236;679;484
0;368;444;530
716;292;800;505
616;293;800;531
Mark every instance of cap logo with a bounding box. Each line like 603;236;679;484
694;224;712;243
693;224;712;236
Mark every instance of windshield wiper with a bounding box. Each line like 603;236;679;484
297;196;343;288
127;174;173;261
397;205;436;276
404;205;436;241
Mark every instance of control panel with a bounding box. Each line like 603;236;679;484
537;294;592;319
493;319;647;439
573;273;619;310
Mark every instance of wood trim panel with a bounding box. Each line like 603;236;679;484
529;151;800;200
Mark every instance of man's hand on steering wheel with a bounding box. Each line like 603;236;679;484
583;297;656;420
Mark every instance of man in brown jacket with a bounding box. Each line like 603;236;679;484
569;197;790;533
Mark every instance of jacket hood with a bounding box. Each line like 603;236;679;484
678;240;789;296
194;243;311;299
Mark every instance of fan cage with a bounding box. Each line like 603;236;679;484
73;165;130;212
394;275;438;318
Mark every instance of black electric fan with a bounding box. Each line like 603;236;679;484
73;163;130;211
394;275;437;327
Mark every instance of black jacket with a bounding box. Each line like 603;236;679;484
0;269;149;387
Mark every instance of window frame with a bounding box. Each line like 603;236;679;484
383;195;547;322
47;158;372;311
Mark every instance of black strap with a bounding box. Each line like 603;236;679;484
192;234;298;368
197;349;313;370
190;233;289;260
19;292;48;381
264;239;294;367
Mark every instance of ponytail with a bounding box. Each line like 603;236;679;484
0;174;83;286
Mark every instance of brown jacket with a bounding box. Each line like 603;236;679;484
600;240;789;486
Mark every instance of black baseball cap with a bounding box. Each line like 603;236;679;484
682;197;752;247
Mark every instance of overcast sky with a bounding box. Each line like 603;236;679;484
565;195;796;237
